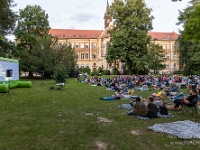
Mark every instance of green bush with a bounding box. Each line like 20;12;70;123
98;67;103;73
102;70;110;75
123;69;129;75
90;69;99;76
77;67;91;74
53;64;68;83
173;70;182;74
112;68;120;75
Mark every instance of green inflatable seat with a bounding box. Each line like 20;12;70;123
17;81;32;88
0;84;9;92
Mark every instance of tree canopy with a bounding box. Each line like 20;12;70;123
176;0;200;75
0;0;17;37
27;36;77;78
14;5;50;75
0;0;18;57
177;0;200;42
14;5;50;50
147;43;166;74
106;0;154;74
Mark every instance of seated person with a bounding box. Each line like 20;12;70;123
170;84;179;92
174;89;198;111
183;89;198;106
128;89;134;96
127;97;148;117
153;96;164;111
147;96;158;118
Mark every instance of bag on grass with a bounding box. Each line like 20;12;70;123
159;105;168;115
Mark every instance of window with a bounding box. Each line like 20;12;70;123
70;43;74;48
162;45;166;49
86;65;89;68
85;43;89;48
81;64;84;68
167;44;170;49
173;54;176;59
174;63;176;69
85;54;88;59
93;54;96;59
81;53;84;59
75;43;79;48
92;43;96;49
76;54;79;59
115;61;119;69
76;64;79;68
80;43;84;48
93;63;96;66
107;63;111;68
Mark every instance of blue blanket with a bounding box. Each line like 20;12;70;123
136;112;173;120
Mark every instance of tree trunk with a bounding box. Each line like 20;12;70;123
28;71;33;77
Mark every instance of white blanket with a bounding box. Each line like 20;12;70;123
148;120;200;139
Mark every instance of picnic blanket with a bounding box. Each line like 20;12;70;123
136;112;173;120
148;120;200;139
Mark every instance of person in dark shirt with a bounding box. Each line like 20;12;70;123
184;89;198;105
147;96;158;118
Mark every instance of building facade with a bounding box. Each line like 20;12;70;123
49;2;179;74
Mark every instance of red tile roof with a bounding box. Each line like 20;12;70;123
148;31;179;41
49;29;102;39
49;29;179;41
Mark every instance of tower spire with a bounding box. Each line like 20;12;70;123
104;0;112;29
105;0;109;15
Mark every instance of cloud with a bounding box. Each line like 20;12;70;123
70;12;99;22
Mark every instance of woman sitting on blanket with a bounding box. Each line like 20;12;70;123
147;96;158;118
127;97;148;117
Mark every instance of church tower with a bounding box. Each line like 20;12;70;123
104;0;112;29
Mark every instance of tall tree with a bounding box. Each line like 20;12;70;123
176;0;200;75
14;5;50;75
0;0;18;57
176;31;200;75
25;36;77;78
106;0;154;74
177;0;200;42
148;43;166;74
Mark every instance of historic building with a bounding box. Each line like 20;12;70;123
49;2;179;74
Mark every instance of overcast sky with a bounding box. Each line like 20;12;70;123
9;0;190;40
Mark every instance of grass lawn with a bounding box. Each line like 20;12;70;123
0;77;200;150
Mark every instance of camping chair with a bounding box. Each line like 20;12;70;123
137;85;149;91
181;97;199;116
56;82;65;88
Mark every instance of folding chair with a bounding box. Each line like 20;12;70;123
181;97;199;116
137;85;149;91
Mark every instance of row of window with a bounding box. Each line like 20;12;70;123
162;44;174;50
76;63;97;68
58;42;97;49
77;53;97;59
166;63;177;69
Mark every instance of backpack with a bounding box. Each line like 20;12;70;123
159;105;168;115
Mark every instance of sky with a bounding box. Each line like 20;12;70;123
8;0;191;40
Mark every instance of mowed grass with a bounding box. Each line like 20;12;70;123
0;78;200;150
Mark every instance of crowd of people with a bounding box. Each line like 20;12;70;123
79;74;200;117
